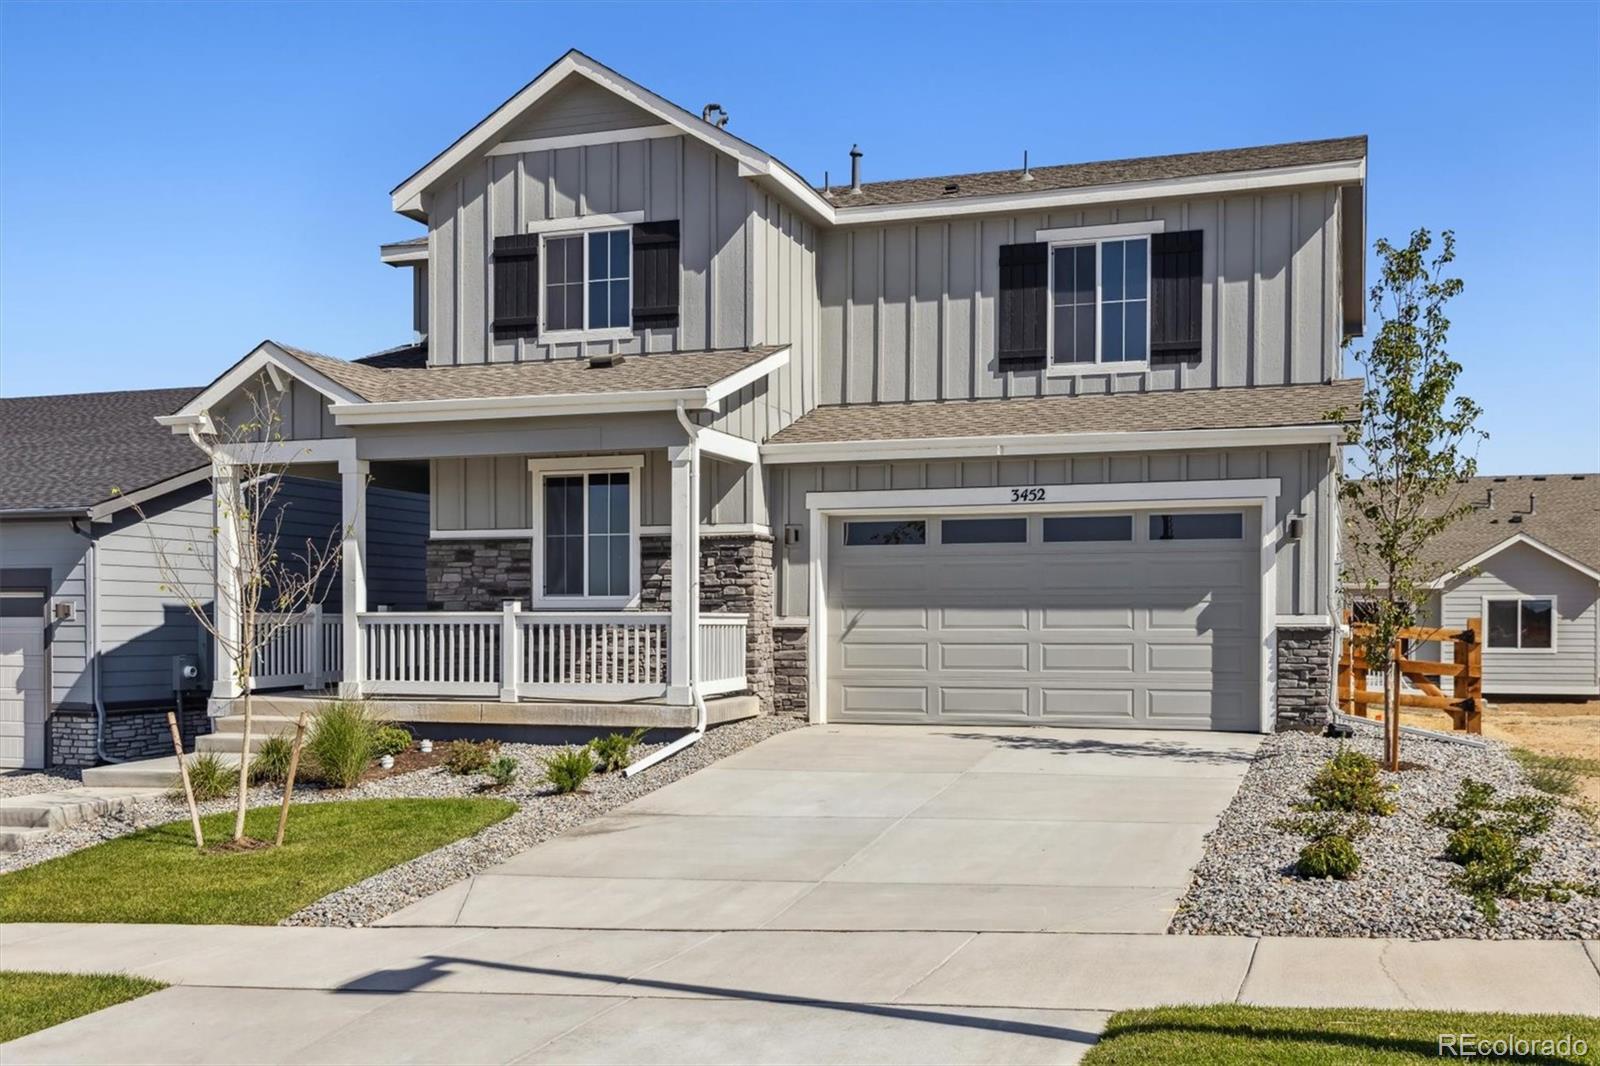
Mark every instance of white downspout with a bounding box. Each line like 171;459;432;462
626;402;706;776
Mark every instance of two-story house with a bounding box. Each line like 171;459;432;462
161;49;1365;739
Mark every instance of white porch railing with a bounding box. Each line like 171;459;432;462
245;605;749;703
698;613;749;696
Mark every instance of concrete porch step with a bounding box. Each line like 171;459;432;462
0;825;51;852
196;731;282;755
81;753;245;790
212;714;306;736
0;787;166;829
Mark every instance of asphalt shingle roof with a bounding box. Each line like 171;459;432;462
0;387;205;514
767;379;1361;446
1345;474;1600;585
823;136;1368;210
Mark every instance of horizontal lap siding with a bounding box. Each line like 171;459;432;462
770;444;1333;621
818;187;1342;404
1438;543;1600;694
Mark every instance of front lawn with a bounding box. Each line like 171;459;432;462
0;971;166;1043
0;799;514;925
1081;1005;1600;1064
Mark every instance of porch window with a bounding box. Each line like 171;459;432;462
530;456;643;606
1486;597;1554;650
542;228;630;336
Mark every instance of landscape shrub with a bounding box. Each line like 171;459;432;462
371;726;414;759
444;739;498;776
249;735;295;786
1274;812;1369;842
305;700;375;789
1295;835;1361;880
587;728;647;773
484;755;519;789
1430;778;1587;921
1300;747;1395;816
173;752;237;802
541;747;594;794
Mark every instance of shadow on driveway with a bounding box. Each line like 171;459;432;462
939;731;1258;767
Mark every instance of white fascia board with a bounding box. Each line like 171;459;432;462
831;159;1367;228
762;423;1346;464
379;242;428;266
525;210;644;235
1036;219;1166;242
1426;532;1600;588
169;342;368;426
695;426;761;465
704;346;790;406
88;465;211;522
213;438;357;466
805;477;1281;514
329;387;709;426
390;53;837;223
488;124;678;157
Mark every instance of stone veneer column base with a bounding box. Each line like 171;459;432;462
47;702;212;767
772;623;809;720
1276;625;1335;731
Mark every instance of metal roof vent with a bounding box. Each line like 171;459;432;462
849;145;863;193
943;181;960;195
1020;149;1034;182
701;103;728;129
587;352;624;369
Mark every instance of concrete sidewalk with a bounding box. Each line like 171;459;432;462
3;922;1598;1064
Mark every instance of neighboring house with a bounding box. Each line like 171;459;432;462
0;387;429;768
1344;474;1600;699
157;49;1368;735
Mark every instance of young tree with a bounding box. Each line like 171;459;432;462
125;379;350;843
1340;229;1485;771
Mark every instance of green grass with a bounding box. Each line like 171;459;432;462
0;799;514;926
1513;749;1600;798
1081;1006;1600;1064
0;971;166;1043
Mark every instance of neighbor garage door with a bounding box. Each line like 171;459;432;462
826;508;1259;730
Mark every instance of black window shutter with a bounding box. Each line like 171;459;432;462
997;242;1048;367
1150;230;1203;358
632;220;680;329
492;235;540;338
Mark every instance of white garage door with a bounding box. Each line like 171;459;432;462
0;613;47;769
827;508;1260;730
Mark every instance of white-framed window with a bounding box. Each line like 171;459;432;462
540;227;631;338
1484;596;1556;651
528;455;643;607
1048;236;1149;371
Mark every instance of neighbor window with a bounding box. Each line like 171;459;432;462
540;470;632;599
844;520;926;546
1486;598;1553;650
1149;512;1244;541
1043;515;1134;543
543;228;630;334
941;517;1026;544
1050;237;1148;367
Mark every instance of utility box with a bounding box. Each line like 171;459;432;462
172;654;204;692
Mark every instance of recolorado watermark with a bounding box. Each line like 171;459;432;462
1438;1032;1588;1058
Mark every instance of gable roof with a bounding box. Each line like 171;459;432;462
1343;474;1600;587
0;387;206;516
825;136;1367;210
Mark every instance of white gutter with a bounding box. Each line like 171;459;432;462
626;401;706;776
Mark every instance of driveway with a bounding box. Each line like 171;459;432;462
382;724;1259;935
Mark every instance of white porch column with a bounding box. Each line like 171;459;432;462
207;457;243;714
338;458;369;698
667;443;700;705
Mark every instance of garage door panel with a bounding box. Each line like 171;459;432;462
1040;688;1137;720
939;686;1031;717
0;619;46;769
1035;561;1140;590
1148;689;1222;721
841;643;929;670
846;606;931;630
1147;599;1246;632
1041;642;1136;672
939;643;1029;671
1145;643;1218;672
941;606;1030;630
839;685;930;718
1041;606;1137;631
943;563;1035;591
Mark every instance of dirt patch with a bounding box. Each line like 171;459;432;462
1399;700;1600;806
205;837;272;854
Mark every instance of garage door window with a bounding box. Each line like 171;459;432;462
1043;515;1133;543
942;517;1026;544
844;520;926;547
1150;512;1244;541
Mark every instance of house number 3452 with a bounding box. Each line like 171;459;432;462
1009;487;1046;503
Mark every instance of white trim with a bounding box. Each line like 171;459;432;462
330;388;706;425
773;617;810;628
489;125;677;157
1486;682;1600;697
831;158;1367;227
88;466;211;522
695;427;761;465
213;437;357;466
804;477;1281;733
524;211;645;235
379;242;428;266
528;455;644;609
704;346;791;405
1427;532;1600;587
165;341;368;426
429;528;536;541
1045;233;1152;376
1034;219;1166;242
1276;613;1336;628
700;523;772;538
762;423;1346;464
1481;593;1559;655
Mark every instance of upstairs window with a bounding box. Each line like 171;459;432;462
542;228;630;335
1050;237;1149;368
1486;597;1554;650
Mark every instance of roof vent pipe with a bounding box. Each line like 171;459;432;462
823;170;830;195
1528;492;1537;515
849;144;862;192
701;103;728;129
1021;149;1034;182
1486;487;1495;510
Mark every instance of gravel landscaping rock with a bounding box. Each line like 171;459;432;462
0;768;82;799
1171;722;1600;940
0;717;802;927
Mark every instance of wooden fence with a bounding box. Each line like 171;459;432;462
1337;612;1484;733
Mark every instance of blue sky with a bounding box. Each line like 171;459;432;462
2;1;1595;474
